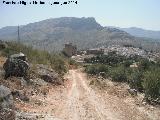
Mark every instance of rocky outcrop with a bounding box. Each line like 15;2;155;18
0;85;15;120
3;53;29;79
36;64;63;85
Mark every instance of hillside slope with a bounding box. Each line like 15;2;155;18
119;27;160;40
0;17;160;52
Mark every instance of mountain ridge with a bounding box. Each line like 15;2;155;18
116;27;160;40
0;17;159;52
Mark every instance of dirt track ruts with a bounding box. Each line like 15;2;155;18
54;69;153;120
16;69;160;120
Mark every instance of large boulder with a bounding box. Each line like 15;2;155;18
0;85;15;120
3;53;29;79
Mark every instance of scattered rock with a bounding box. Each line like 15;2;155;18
143;97;160;105
36;64;63;85
11;90;29;102
0;85;14;109
18;77;27;86
40;74;58;84
11;90;20;98
128;89;137;96
0;85;16;120
0;108;16;120
19;94;29;102
16;112;60;120
29;78;48;86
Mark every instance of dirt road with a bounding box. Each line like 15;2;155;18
56;69;119;120
16;69;160;120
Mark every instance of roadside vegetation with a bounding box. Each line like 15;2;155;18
84;52;160;104
1;42;68;75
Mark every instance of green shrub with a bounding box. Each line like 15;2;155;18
110;66;127;82
68;59;78;67
138;59;151;71
85;64;109;76
129;70;144;92
49;54;67;75
84;52;127;66
143;68;160;99
84;50;160;103
85;65;96;74
123;60;133;67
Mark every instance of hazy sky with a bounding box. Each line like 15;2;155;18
0;0;160;30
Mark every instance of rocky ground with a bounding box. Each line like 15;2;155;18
13;69;160;120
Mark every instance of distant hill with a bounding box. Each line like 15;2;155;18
118;27;160;40
0;17;159;52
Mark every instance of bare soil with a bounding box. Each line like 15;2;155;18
15;69;160;120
